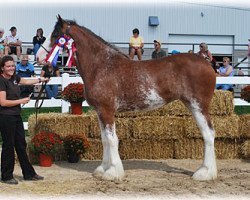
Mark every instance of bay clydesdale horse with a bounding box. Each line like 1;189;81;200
37;15;217;181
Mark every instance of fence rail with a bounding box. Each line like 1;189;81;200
22;73;250;130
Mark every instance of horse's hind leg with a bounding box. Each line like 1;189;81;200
93;109;124;181
188;100;217;181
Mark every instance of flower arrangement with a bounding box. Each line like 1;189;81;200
241;86;250;103
61;82;85;103
63;134;90;156
31;132;63;156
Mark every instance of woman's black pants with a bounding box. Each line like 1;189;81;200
0;115;36;181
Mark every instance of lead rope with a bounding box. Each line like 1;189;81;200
35;81;47;125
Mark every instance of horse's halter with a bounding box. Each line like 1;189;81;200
66;25;71;35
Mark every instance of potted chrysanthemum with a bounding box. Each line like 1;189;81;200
30;131;63;167
241;85;250;103
61;82;85;115
63;134;90;163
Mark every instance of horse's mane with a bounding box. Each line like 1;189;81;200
56;19;129;59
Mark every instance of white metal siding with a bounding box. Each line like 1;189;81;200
0;2;249;47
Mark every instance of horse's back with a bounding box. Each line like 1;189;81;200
134;53;216;103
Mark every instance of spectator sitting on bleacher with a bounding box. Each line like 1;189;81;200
40;62;60;99
129;28;144;60
0;28;6;58
216;57;234;91
152;39;166;59
4;26;22;60
16;55;35;97
33;28;46;60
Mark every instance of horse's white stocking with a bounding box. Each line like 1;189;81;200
93;121;124;181
191;101;217;181
102;123;124;180
93;117;110;177
93;131;109;177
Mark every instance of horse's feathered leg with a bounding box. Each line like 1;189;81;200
93;109;124;181
188;100;217;181
93;116;110;178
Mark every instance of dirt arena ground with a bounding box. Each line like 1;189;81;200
0;159;249;200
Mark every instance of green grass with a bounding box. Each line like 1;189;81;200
234;106;250;115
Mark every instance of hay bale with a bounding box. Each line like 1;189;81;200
89;114;132;139
84;139;103;160
174;139;204;159
209;90;234;115
239;114;250;138
242;140;250;158
184;114;240;138
131;116;185;139
28;113;91;138
115;108;162;118
119;139;174;159
215;138;243;159
174;138;244;159
82;139;174;160
115;90;233;118
160;101;191;116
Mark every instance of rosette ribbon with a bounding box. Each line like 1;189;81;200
45;35;68;67
65;38;77;67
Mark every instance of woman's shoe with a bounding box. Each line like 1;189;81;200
2;178;18;185
24;174;44;181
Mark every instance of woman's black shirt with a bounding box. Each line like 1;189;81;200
0;75;21;115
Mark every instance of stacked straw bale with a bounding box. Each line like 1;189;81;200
27;90;249;160
28;113;91;138
174;138;244;159
239;114;250;138
184;114;240;138
242;140;250;158
239;114;250;158
131;116;185;139
119;139;174;159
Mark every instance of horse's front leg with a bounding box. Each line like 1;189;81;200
93;111;124;181
93;117;110;178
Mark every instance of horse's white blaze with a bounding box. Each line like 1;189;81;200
94;120;124;181
144;88;165;109
190;100;217;181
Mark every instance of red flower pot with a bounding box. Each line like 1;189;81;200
71;102;83;115
39;154;53;167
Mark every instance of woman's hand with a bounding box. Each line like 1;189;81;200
39;77;50;83
21;97;30;104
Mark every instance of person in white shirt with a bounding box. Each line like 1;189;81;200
4;26;22;60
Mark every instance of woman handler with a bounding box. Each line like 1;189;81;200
0;55;48;184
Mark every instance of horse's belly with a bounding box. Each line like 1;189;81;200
117;88;166;112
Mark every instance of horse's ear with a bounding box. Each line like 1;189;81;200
57;14;62;21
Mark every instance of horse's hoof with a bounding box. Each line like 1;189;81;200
93;165;105;178
192;166;217;181
102;166;124;181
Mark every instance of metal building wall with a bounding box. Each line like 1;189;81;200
0;2;249;46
